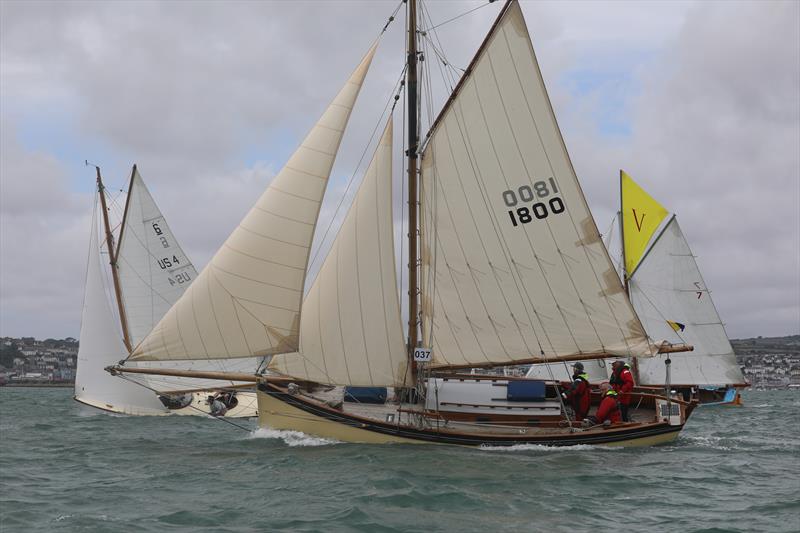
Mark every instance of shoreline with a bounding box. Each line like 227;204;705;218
1;383;73;388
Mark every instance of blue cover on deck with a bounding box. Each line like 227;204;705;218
506;380;547;402
344;386;387;404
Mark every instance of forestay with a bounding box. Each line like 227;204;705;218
129;43;378;362
419;2;650;369
269;120;408;387
74;199;167;415
630;217;745;386
116;167;198;347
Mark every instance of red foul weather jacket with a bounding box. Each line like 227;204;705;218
611;366;635;406
594;394;622;424
564;374;591;419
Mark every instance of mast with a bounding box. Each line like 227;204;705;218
95;166;133;353
619;170;629;295
406;0;420;380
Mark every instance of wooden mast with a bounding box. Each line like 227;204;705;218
95;166;133;353
620;169;629;296
407;0;420;381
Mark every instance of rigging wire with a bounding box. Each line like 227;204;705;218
419;0;498;33
116;372;255;433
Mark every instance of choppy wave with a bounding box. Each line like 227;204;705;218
1;388;798;533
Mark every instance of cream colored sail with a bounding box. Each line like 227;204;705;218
74;198;168;415
419;2;650;369
269;120;408;387
117;166;198;347
129;43;378;362
630;217;745;386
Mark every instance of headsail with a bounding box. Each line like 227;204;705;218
419;1;650;369
269;120;407;387
116;166;198;347
620;170;668;279
629;216;745;386
129;43;378;362
74;197;167;415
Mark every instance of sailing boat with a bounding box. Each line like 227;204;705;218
112;0;696;446
618;171;747;405
75;166;259;417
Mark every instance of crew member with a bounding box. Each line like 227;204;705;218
586;386;621;426
207;394;228;417
610;360;635;421
561;362;591;421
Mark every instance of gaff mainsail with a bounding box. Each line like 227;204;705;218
418;1;651;370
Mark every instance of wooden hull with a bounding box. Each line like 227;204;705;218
257;383;687;448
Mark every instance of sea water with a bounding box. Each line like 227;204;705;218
1;388;798;532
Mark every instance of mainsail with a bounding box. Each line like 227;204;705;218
629;216;745;386
129;43;378;362
269;120;408;387
419;1;651;369
74;198;168;415
116;166;198;347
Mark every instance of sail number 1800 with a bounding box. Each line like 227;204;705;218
502;178;565;227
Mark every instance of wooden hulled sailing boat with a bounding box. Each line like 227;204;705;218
113;0;696;445
617;171;747;405
75;166;259;417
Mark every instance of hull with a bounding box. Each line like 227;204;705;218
257;384;686;448
75;391;258;418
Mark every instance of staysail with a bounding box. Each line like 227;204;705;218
116;166;198;347
269;120;408;387
74;198;168;415
629;216;745;386
129;43;378;362
419;1;650;369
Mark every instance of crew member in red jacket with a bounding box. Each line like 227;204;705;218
561;362;591;421
587;387;621;426
610;360;635;421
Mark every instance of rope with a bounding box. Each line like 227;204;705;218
419;0;498;32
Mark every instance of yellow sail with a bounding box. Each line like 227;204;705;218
621;170;669;278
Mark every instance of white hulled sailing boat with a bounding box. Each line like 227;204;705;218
75;166;259;417
113;0;696;446
618;171;747;405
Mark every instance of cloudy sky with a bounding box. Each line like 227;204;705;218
1;0;798;341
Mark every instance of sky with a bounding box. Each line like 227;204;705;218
1;0;798;341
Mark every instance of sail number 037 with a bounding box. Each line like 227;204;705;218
502;178;565;227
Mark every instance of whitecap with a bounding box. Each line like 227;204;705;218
248;427;340;447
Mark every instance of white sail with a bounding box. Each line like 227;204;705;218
130;43;378;362
269;120;408;387
419;2;650;369
74;198;167;415
115;168;262;393
116;166;198;347
630;217;745;386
